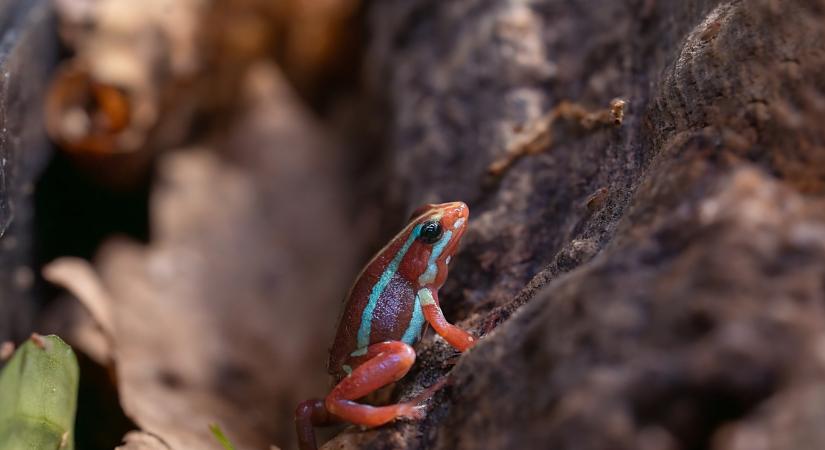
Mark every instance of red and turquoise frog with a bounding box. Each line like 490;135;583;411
295;202;478;450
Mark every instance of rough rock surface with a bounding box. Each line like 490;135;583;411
323;0;825;449
0;0;56;342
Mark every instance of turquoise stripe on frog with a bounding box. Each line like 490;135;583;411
354;223;422;351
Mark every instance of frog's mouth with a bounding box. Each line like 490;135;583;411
443;224;467;258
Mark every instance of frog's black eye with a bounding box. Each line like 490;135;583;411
418;220;443;244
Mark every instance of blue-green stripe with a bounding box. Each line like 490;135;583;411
355;224;422;350
401;292;426;344
417;230;453;285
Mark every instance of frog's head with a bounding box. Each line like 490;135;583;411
404;201;469;289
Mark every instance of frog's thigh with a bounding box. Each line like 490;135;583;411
325;341;418;427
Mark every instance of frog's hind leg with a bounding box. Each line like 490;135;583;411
295;398;340;450
325;340;423;428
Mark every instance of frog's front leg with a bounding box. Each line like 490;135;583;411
418;288;476;352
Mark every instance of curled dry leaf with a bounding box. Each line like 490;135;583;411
48;0;208;155
44;0;213;190
42;257;115;367
43;257;115;337
47;0;362;162
44;63;132;156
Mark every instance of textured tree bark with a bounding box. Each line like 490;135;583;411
0;0;56;342
326;0;825;448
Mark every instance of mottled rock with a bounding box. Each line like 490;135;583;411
324;0;825;448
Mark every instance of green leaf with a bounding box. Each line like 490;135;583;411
209;423;236;450
0;335;79;450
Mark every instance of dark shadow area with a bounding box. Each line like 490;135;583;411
33;151;151;296
74;353;137;450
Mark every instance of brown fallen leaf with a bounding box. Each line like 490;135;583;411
45;64;361;449
43;257;115;337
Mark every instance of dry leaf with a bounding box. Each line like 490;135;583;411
46;65;360;449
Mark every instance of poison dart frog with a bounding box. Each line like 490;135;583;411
295;202;477;450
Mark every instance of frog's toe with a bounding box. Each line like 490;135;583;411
396;403;427;421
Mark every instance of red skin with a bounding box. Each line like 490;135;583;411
295;202;476;450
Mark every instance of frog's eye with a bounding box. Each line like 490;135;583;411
418;220;443;244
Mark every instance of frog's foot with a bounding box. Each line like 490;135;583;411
295;398;340;450
395;402;427;421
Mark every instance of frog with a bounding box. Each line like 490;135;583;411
295;202;477;450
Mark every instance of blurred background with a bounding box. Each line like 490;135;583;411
5;1;825;450
0;0;399;448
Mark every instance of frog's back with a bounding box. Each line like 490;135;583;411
331;270;425;376
327;236;425;380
